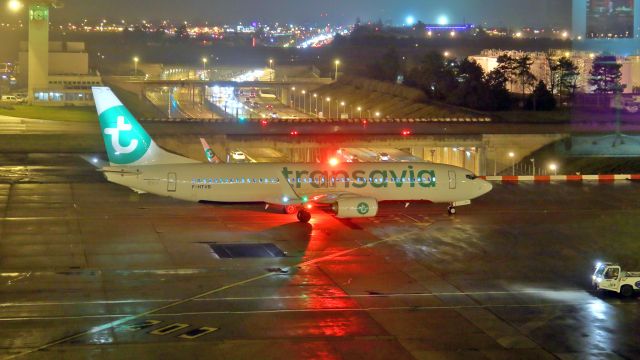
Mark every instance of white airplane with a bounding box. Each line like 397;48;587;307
93;87;492;223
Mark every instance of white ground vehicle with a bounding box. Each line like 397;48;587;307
592;262;640;297
1;95;23;104
230;151;246;161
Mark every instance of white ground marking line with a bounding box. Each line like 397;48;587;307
0;300;631;321
2;229;423;360
0;289;597;308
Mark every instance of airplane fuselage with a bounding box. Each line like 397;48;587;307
104;162;492;205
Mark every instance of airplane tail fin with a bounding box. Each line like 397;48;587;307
92;87;198;166
199;137;221;163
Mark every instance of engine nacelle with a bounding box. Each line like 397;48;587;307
332;197;378;218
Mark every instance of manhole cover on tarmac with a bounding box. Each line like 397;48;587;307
209;243;286;258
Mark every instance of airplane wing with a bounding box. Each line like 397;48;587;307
263;191;362;206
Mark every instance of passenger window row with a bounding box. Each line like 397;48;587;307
192;177;280;185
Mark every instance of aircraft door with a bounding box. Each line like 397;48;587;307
448;171;456;190
167;172;177;192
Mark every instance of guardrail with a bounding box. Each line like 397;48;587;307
139;117;493;124
481;174;640;182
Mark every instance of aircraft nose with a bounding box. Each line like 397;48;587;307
479;179;493;195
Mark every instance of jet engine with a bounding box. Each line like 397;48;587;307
331;197;378;218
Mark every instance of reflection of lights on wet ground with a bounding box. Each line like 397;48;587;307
587;300;608;321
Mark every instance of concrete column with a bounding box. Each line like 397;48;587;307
28;4;50;103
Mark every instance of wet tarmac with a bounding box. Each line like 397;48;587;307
1;154;639;359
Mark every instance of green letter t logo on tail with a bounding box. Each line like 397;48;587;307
93;87;151;165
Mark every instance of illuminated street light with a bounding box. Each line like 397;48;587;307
450;31;456;37
549;163;558;175
357;106;362;118
334;59;340;81
8;0;23;12
443;51;450;58
202;57;207;78
508;152;515;176
313;93;318;116
340;101;345;118
301;90;306;112
326;97;331;118
374;111;381;118
133;56;139;76
405;15;416;26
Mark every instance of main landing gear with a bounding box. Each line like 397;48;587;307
447;205;456;215
283;205;311;223
296;209;311;223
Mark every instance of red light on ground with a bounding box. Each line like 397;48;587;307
362;120;368;125
290;130;299;136
260;119;268;126
401;129;412;136
329;157;339;166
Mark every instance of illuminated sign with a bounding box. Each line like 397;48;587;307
29;6;49;22
587;0;635;38
281;166;437;189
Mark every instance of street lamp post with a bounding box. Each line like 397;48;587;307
334;60;340;81
301;90;306;113
202;57;207;79
549;163;558;176
290;87;295;108
133;56;139;76
357;106;362;118
326;97;331;118
268;58;274;81
508;152;515;176
313;93;318;116
340;101;345;119
530;158;536;176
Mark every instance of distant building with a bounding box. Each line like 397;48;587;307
424;24;474;33
17;41;101;106
573;0;640;54
470;49;640;94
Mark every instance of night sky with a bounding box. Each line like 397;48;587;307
2;0;571;27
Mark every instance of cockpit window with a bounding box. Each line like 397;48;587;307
465;174;477;180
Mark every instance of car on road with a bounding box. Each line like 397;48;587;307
378;152;391;161
1;95;24;104
592;262;640;297
230;151;246;161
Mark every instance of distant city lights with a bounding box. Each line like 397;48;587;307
405;16;416;26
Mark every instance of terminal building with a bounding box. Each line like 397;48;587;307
572;0;640;54
17;41;101;106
